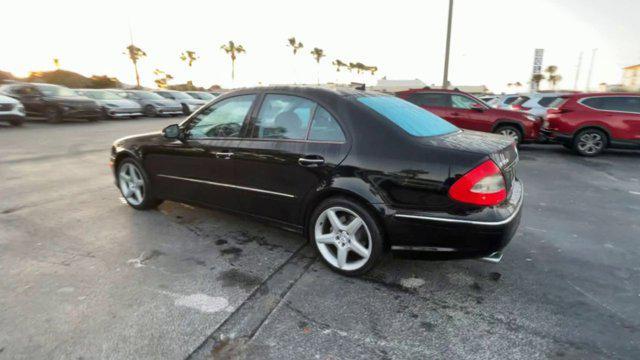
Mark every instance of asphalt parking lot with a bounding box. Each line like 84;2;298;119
1;118;639;360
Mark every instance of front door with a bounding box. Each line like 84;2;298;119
449;94;493;132
233;93;350;226
143;94;257;210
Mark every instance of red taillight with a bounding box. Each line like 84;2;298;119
448;160;507;206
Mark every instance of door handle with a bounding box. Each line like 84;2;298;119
298;156;325;166
215;151;234;159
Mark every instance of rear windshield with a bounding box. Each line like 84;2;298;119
357;96;458;137
538;96;559;107
549;97;568;108
511;96;530;106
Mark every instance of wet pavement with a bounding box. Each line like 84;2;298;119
1;118;639;359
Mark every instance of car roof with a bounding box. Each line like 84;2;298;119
567;92;640;98
223;85;381;100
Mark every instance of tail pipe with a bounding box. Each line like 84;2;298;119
480;251;503;264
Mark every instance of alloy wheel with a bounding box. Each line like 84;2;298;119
499;128;520;143
118;163;145;205
314;206;372;271
577;132;604;155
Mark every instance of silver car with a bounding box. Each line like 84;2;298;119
76;89;143;119
111;90;182;117
508;92;568;118
153;90;206;115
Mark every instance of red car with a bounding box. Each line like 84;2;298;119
542;93;640;156
396;89;542;144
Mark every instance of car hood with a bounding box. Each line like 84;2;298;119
0;94;19;104
98;99;141;108
152;99;181;107
485;107;528;119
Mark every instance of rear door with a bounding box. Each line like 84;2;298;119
582;96;640;141
232;93;350;225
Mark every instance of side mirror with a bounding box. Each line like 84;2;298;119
471;103;484;111
163;124;181;139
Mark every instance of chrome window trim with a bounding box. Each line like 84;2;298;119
394;194;523;226
157;174;295;198
578;95;640;115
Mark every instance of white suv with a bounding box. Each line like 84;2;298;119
0;94;25;126
509;93;567;118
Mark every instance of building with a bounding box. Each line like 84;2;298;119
370;78;427;93
622;64;640;92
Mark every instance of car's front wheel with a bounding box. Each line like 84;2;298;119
573;128;606;157
309;197;384;276
494;125;522;144
144;105;157;117
117;158;163;210
9;118;24;126
45;106;62;123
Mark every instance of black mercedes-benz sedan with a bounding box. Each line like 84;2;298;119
110;86;522;276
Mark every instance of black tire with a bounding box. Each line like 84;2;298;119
308;197;384;276
144;105;157;117
181;103;191;115
45;106;62;123
9;118;24;127
116;158;163;210
573;128;607;157
494;125;523;144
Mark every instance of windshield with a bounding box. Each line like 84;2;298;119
134;91;164;100
189;92;214;100
168;92;194;100
83;91;122;100
37;85;77;97
358;95;458;137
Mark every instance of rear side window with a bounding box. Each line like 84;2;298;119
308;107;345;142
503;96;518;105
511;96;530;106
358;96;458;137
252;94;315;140
581;96;640;113
405;93;450;107
537;96;558;107
549;97;567;108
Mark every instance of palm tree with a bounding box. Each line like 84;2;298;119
531;74;545;91
53;58;60;70
287;37;303;55
125;44;147;88
310;48;325;84
332;59;348;72
153;69;173;89
220;41;246;82
545;65;562;89
180;50;198;67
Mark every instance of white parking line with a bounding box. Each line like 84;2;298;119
630;191;640;196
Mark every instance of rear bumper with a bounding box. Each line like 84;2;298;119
385;179;523;260
540;128;572;143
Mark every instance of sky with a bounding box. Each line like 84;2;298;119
2;0;639;93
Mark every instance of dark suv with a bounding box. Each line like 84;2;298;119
396;88;542;143
0;83;100;122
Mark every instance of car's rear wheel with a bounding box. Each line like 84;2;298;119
144;105;157;117
494;125;522;144
9;118;24;126
309;197;384;276
573;128;606;157
45;106;62;123
117;158;163;210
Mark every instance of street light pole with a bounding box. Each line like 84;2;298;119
442;0;454;89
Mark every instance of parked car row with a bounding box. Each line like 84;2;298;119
0;82;218;125
396;88;640;156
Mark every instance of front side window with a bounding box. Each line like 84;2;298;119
406;93;450;107
187;95;256;139
503;96;518;105
451;94;482;109
358;95;458;137
308;107;345;142
251;94;315;140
